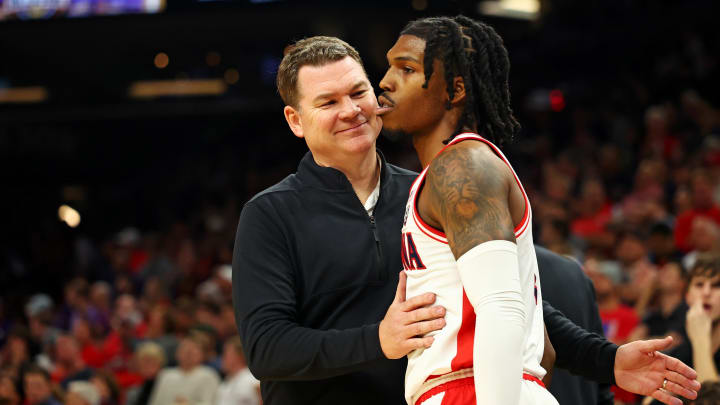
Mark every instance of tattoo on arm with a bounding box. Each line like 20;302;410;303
425;144;516;258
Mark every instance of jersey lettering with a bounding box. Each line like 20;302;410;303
401;232;426;270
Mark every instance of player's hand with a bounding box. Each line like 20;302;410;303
614;336;700;405
379;271;446;359
686;300;712;346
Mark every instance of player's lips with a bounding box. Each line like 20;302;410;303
703;303;712;311
377;94;395;115
336;121;368;134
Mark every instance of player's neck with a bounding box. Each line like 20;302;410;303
413;104;471;168
413;117;463;169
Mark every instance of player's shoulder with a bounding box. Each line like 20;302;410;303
426;139;507;188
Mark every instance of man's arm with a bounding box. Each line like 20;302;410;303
424;143;524;405
544;300;618;382
233;200;441;381
544;301;700;405
585;272;615;405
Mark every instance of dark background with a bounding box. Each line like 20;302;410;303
1;0;718;303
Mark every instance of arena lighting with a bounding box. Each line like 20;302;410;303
224;68;240;85
128;79;227;98
206;52;221;67
478;0;540;20
154;53;169;69
0;86;48;103
58;205;81;228
549;89;566;112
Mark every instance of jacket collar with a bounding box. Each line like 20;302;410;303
296;149;390;191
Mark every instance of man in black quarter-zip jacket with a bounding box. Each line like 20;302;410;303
232;35;700;405
232;36;445;405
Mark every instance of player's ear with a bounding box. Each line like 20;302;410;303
449;76;466;106
284;105;304;139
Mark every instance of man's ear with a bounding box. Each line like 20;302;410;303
449;76;466;106
284;105;304;139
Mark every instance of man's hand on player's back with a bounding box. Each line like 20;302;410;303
379;271;446;359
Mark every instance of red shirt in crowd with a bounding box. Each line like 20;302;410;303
674;206;720;252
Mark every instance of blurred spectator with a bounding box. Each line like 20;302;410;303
619;159;668;229
675;170;720;252
196;265;232;307
101;295;145;389
570;179;614;248
615;233;659;314
51;334;94;389
683;217;720;271
586;258;639;345
56;278;91;331
90;282;113;321
170;298;195;337
0;327;31;379
148;332;219;405
23;366;60;405
0;373;20;405
667;255;720;383
142;305;177;366
539;219;580;259
125;342;166;405
71;316;105;369
646;223;681;266
90;370;120;405
628;261;687;344
67;381;101;405
216;337;259;405
25;295;60;359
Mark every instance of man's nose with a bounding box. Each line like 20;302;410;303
338;96;361;120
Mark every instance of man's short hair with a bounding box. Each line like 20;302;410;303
687;254;720;282
276;36;364;108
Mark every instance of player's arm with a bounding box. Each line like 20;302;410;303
424;143;525;405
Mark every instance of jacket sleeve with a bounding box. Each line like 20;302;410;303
232;200;386;381
584;276;615;404
543;300;619;384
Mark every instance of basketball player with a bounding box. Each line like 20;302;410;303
376;16;696;405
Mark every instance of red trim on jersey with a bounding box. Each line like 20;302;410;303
411;133;531;242
450;291;475;372
415;374;546;404
522;372;546;388
415;376;474;405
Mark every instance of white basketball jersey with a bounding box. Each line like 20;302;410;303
401;133;546;404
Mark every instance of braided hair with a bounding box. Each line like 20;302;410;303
401;15;520;146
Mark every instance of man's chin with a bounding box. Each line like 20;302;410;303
380;127;409;142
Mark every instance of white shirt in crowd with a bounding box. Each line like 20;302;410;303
149;365;220;405
215;368;260;405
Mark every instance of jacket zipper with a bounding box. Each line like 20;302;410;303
369;214;382;260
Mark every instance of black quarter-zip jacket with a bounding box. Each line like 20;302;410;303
232;150;416;405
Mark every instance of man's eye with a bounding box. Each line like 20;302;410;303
321;101;335;107
402;66;415;74
352;90;367;98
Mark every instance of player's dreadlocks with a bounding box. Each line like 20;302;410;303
401;15;521;146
